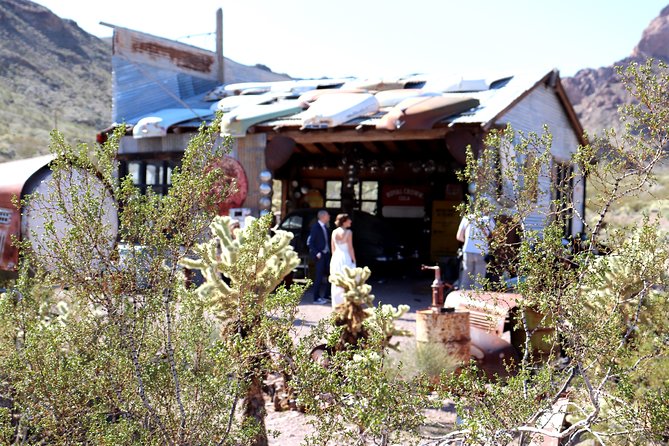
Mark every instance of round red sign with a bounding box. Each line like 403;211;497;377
205;156;248;216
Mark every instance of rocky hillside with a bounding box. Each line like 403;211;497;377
0;0;111;160
3;0;668;161
0;0;291;162
563;5;669;135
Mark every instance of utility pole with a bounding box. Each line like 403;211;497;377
216;8;224;84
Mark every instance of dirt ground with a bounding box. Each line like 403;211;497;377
264;274;458;445
265;399;457;445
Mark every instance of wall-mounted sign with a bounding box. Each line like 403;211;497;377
381;185;427;206
381;185;428;218
430;200;461;259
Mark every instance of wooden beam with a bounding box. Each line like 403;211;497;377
320;142;341;154
313;143;333;155
361;141;380;154
300;143;321;154
234;134;267;215
405;139;425;155
260;127;450;144
384;140;399;153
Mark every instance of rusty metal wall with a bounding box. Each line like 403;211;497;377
111;27;218;124
112;57;218;124
0;156;53;271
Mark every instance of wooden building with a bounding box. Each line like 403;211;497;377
106;27;586;265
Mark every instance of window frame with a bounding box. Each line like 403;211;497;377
119;159;179;195
324;180;379;214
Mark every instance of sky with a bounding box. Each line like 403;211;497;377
32;0;669;80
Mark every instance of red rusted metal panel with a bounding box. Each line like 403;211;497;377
0;155;53;271
113;27;217;79
203;156;249;216
445;290;521;336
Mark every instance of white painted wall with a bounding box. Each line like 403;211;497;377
495;83;584;236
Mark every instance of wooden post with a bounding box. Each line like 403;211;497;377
233;134;267;215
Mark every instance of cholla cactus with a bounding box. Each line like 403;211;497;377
329;266;410;351
330;266;375;307
580;227;669;328
180;214;301;446
180;215;300;323
365;304;411;350
39;300;70;328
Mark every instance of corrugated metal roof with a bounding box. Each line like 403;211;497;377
110;25;571;139
111;26;291;125
131;69;568;139
447;71;548;126
214;73;530;133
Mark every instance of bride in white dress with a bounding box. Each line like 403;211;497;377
329;213;356;308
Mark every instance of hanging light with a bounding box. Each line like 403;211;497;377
258;170;273;212
424;160;436;174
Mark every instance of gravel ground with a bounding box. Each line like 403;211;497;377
265;274;458;445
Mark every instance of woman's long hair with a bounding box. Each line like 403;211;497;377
334;213;350;228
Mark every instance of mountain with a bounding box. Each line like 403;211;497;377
3;0;667;161
0;0;111;160
562;5;669;135
562;6;669;234
0;0;291;162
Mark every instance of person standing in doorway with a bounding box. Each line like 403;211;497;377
329;213;357;309
456;213;495;289
308;210;331;304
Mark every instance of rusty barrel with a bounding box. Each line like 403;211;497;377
415;309;470;365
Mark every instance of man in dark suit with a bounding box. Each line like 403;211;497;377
307;209;331;304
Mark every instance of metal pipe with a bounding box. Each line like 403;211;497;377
216;8;224;84
421;264;449;311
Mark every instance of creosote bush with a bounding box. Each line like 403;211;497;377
439;59;669;446
2;58;669;446
0;121;430;446
0;120;289;445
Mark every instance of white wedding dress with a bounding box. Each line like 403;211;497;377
329;228;356;308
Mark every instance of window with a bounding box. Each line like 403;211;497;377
120;160;178;195
325;180;378;214
552;161;574;236
0;208;11;225
357;181;379;214
325;181;341;209
280;215;303;231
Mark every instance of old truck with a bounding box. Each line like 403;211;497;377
0;155;118;274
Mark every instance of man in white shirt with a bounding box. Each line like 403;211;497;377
456;214;495;289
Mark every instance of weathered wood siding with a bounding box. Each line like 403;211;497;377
496;84;584;236
233;133;267;215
